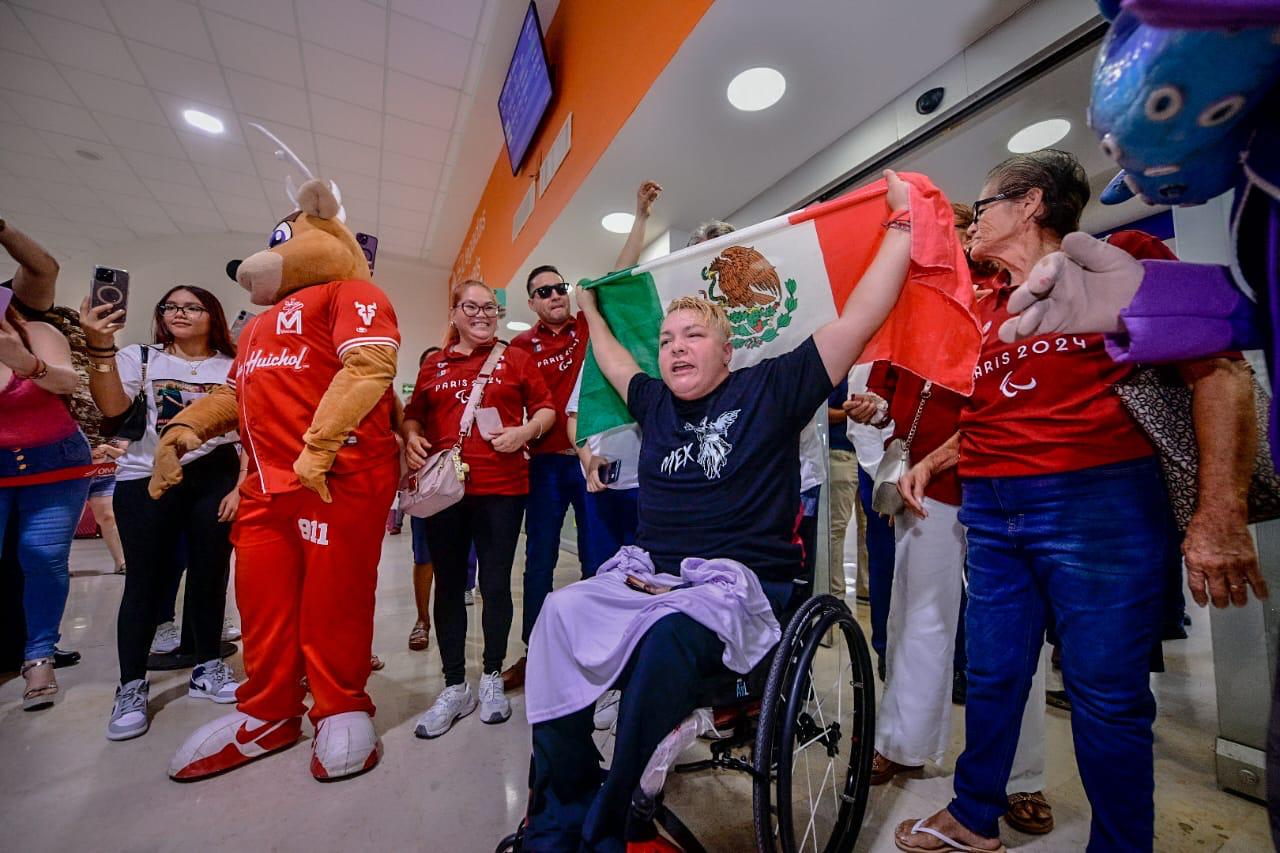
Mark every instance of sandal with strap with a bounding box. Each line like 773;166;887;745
21;658;59;711
1005;790;1054;835
894;818;1007;852
408;621;430;651
872;751;923;785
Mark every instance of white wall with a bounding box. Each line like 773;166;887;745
45;232;450;395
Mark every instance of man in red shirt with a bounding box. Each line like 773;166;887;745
503;263;594;690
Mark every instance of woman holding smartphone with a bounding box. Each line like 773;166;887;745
82;285;242;741
402;280;554;739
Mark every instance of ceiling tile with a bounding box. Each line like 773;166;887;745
195;164;267;199
12;0;116;32
129;41;233;108
379;181;434;212
59;66;169;126
15;8;144;84
199;0;296;35
143;178;214;209
121;149;202;186
179;131;258;175
296;0;386;66
10;213;88;239
0;120;57;157
210;190;272;221
48;197;117;227
377;224;425;254
0;50;80;104
80;221;142;244
318;166;380;203
37;131;133;173
3;194;61;219
104;0;217;62
0;151;83;186
389;0;481;39
387;12;470;89
301;42;384;109
115;211;179;235
378;203;430;231
1;90;108;142
315;133;381;178
150;91;244;144
170;210;228;233
205;11;305;88
384;70;458;129
101;193;169;219
0;5;39;57
225;70;311;130
382;114;449;161
381;151;441;190
94;112;186;158
34;180;105;209
71;163;155;198
308;92;382;148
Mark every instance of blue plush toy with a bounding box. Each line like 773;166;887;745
1090;6;1280;205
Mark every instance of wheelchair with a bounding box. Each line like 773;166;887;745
497;593;876;853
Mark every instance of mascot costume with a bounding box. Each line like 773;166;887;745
154;126;401;782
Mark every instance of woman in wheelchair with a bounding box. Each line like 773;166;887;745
505;172;916;853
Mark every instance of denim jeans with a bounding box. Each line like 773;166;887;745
857;466;896;665
580;487;638;573
949;457;1170;852
0;432;93;660
523;454;589;644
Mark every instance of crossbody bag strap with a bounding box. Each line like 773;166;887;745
454;342;507;448
901;380;932;452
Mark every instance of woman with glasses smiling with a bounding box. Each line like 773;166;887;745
82;284;243;742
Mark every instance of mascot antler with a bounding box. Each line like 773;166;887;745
248;121;347;223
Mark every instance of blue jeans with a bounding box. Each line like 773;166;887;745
0;432;92;660
950;457;1170;851
857;466;895;664
523;454;589;644
580;487;638;572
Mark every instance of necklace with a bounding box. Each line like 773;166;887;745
167;345;213;376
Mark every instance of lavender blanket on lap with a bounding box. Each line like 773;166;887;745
525;546;782;725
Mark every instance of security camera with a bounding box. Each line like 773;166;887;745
915;87;945;116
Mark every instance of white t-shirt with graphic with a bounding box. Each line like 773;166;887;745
113;344;238;481
565;369;640;491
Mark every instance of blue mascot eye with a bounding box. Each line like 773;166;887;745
1198;95;1245;128
1099;134;1122;163
1144;86;1183;121
269;222;293;248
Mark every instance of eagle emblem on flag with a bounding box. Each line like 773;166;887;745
699;246;798;350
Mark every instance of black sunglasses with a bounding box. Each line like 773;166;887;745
531;282;569;300
972;188;1029;221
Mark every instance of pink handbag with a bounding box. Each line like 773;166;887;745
398;343;507;519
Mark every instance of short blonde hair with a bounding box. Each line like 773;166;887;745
665;296;731;342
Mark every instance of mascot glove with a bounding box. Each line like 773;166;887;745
294;444;336;503
998;232;1144;343
148;427;205;499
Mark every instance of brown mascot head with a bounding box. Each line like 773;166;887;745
230;124;370;306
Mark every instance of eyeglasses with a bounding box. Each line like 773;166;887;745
457;301;499;317
972;189;1029;221
159;303;208;316
531;282;569;300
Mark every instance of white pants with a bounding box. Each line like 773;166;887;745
875;498;1045;793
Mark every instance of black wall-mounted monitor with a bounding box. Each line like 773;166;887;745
498;2;554;175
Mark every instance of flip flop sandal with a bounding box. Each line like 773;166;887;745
408;621;430;651
21;658;59;711
872;752;923;785
370;654;385;671
1005;791;1054;835
894;819;1007;853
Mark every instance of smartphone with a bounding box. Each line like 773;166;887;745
624;575;691;595
476;406;504;439
598;458;621;485
355;232;378;273
90;266;130;322
230;309;256;340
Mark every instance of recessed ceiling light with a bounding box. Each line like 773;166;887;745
1007;118;1071;153
601;212;634;234
183;109;224;135
506;320;532;332
727;67;786;112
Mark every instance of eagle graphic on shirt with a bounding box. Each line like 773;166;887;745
682;410;740;479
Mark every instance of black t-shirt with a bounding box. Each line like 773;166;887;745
627;336;833;583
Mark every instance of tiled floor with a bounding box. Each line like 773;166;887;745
0;534;1269;851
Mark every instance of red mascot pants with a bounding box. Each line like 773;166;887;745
231;460;397;725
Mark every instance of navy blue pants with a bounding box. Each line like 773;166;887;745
523;454;590;644
857;466;895;665
579;487;638;573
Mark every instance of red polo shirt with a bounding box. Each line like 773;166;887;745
229;279;400;495
508;312;588;454
868;362;964;506
403;341;554;496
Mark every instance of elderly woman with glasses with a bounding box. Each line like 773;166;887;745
81;284;245;742
402;279;555;740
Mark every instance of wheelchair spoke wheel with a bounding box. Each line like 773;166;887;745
753;596;874;853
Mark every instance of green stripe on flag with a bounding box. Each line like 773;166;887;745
576;269;663;442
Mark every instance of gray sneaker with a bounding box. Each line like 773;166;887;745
189;659;240;703
478;671;511;725
150;621;180;654
593;689;621;731
415;683;477;738
107;679;150;741
463;589;475;606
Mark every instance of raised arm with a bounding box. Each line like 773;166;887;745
812;171;913;385
614;181;662;271
1;219;59;313
575;284;642;402
0;318;78;395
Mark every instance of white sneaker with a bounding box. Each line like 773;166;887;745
150;621;180;654
311;711;382;781
189;659;240;703
463;589;475;606
478;671;511;725
593;689;621;731
414;683;477;739
106;678;150;741
221;618;241;642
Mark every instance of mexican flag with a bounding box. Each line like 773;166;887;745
575;172;982;441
